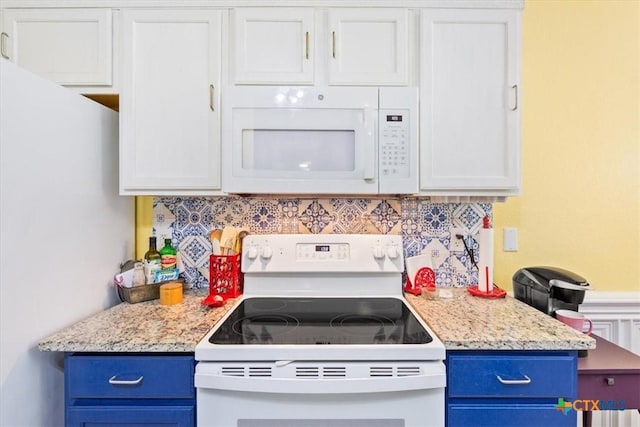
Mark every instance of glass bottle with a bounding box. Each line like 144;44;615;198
132;262;146;287
159;238;177;271
144;236;161;284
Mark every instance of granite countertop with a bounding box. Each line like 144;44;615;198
38;289;238;353
405;288;596;351
39;287;595;353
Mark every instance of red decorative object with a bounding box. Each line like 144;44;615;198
404;267;436;295
202;254;243;306
467;285;506;298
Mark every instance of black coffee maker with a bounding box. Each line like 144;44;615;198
512;266;591;316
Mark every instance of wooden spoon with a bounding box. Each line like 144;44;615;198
209;229;222;255
234;230;250;255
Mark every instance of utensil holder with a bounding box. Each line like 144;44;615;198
208;254;242;299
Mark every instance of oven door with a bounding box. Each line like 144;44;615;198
222;86;379;195
196;361;445;427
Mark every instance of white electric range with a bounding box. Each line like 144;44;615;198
195;234;446;427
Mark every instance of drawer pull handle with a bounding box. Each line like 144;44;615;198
496;374;531;385
108;375;143;385
606;377;615;386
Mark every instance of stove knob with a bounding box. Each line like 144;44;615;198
387;246;399;259
373;245;385;260
247;246;259;260
261;246;273;260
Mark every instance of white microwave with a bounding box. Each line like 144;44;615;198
222;86;418;195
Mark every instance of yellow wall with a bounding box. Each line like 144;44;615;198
135;197;154;259
136;0;640;291
493;0;640;291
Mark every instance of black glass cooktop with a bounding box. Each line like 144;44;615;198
209;297;433;345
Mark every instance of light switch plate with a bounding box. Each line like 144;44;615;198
503;227;518;252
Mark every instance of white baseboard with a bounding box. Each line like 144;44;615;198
576;291;640;427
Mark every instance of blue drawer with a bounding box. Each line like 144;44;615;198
66;355;195;399
447;354;576;398
448;403;577;427
67;405;195;427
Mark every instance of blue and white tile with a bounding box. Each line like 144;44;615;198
402;235;431;258
248;199;282;233
153;196;494;288
401;198;420;236
452;203;487;235
418;202;452;236
182;265;208;289
369;200;402;234
211;196;249;229
178;235;211;269
421;237;450;270
279;199;300;233
449;255;471;287
435;261;458;287
174;198;212;237
331;199;371;234
298;199;336;234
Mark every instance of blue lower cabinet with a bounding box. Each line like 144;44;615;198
64;353;196;427
67;405;195;427
448;404;576;427
446;351;578;427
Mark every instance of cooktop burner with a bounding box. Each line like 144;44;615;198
209;297;433;345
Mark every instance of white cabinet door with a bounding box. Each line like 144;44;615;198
232;8;314;84
120;10;222;195
419;9;521;195
328;8;408;85
1;8;113;87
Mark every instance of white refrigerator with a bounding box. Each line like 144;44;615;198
0;59;134;426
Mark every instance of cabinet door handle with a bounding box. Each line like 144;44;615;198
332;31;336;59
511;84;518;111
496;374;531;385
0;32;9;59
108;375;143;385
209;84;215;111
305;32;310;59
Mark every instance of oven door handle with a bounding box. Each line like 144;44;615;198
195;372;446;394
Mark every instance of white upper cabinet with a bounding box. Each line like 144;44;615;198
328;8;408;86
232;8;314;85
231;7;409;86
419;9;521;195
1;8;114;90
119;10;222;195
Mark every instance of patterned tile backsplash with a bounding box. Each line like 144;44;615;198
152;196;491;289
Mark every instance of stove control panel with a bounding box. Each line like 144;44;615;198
241;234;404;273
296;243;350;261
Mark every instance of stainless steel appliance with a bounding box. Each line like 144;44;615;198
222;86;418;195
195;234;446;427
512;266;591;315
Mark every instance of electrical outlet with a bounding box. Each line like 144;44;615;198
503;227;518;252
450;228;466;252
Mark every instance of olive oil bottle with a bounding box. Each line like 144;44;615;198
144;236;161;284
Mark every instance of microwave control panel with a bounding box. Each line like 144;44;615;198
379;110;410;179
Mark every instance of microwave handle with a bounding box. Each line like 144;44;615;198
363;107;376;180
